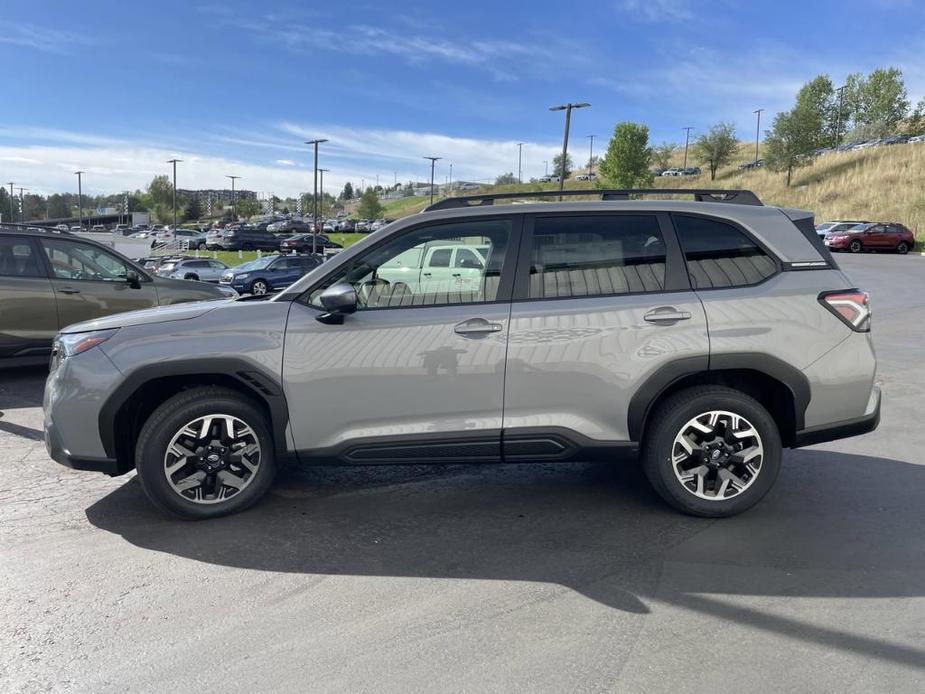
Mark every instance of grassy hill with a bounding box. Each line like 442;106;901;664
385;142;925;242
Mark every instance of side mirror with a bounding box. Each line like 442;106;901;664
317;282;357;324
126;270;142;289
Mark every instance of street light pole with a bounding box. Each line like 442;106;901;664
16;188;27;222
682;127;694;171
167;159;182;231
424;156;441;204
318;168;329;231
835;85;846;149
549;102;590;199
6;182;14;223
516;142;525;183
226;175;240;222
586;134;596;177
543;160;548;176
753;109;764;164
305;139;328;254
74;171;85;229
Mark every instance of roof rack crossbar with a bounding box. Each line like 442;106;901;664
424;188;763;211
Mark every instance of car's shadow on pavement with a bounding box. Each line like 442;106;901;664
86;449;925;667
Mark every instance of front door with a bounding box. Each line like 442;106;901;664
38;237;159;328
283;217;518;461
503;213;709;447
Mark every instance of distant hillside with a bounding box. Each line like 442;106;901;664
387;142;924;242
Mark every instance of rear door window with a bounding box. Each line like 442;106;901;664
0;237;43;277
527;215;667;298
672;214;776;289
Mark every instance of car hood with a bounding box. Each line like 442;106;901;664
60;299;229;334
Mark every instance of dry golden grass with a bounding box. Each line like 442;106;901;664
656;142;925;240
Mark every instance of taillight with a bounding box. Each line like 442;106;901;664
819;289;870;331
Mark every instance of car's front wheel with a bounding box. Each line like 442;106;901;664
849;239;863;253
198;242;207;250
135;386;276;519
642;386;781;517
250;279;269;295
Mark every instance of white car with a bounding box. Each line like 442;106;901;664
539;175;561;183
814;220;869;238
661;168;683;177
575;172;597;181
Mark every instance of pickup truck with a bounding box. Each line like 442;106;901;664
376;242;489;297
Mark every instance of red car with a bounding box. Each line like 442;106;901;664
824;222;915;254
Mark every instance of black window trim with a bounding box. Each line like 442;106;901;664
668;211;782;292
511;211;690;303
295;214;524;311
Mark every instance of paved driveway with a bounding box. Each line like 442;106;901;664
1;254;923;693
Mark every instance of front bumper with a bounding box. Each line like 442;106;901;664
45;422;121;475
793;384;881;447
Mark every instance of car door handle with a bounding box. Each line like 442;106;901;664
422;272;432;277
644;307;691;323
455;318;503;335
58;287;81;295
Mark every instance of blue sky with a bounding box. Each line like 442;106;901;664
2;0;923;197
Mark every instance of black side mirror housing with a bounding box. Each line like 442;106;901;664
126;270;142;289
317;282;358;324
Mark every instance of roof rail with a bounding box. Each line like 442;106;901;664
0;222;73;235
424;188;763;211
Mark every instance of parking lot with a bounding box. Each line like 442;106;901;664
1;253;923;693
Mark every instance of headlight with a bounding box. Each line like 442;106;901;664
237;273;249;279
54;329;119;358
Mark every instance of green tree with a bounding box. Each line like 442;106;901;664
907;97;925;135
857;67;909;135
47;194;70;218
764;109;816;186
147;175;173;207
494;172;517;185
693;122;737;180
651;142;675;169
340;182;354;200
235;197;260;220
184;196;203;221
599;122;654;188
0;187;14;222
551;153;573;179
357;187;383;219
792;75;839;147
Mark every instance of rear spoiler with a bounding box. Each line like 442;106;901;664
778;207;838;270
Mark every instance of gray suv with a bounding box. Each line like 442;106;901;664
43;189;880;519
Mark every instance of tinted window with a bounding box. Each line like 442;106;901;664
428;248;452;268
40;239;133;282
673;215;776;289
308;220;511;309
0;238;42;277
528;215;666;299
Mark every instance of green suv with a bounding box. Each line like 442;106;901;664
0;225;230;366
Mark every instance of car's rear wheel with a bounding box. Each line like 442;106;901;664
849;239;863;253
642;386;781;517
251;279;269;295
897;241;909;254
135;386;276;519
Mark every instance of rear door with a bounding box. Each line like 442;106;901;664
503;213;709;448
37;237;159;328
0;236;58;359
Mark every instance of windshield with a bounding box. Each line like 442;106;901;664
240;256;274;271
847;224;872;232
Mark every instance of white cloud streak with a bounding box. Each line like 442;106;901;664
0;21;97;54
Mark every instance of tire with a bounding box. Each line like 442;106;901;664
897;241;909;255
849;239;863;253
184;273;199;281
250;279;269;295
135;386;276;520
642;386;781;518
198;242;207;250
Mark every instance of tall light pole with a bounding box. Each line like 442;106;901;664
549;102;590;198
586;134;596;178
682;127;694;171
449;163;453;192
424;156;441;204
167;159;182;230
226;175;240;221
74;171;85;229
16;187;28;222
6;182;15;223
543;160;548;176
516;142;525;183
305;138;327;254
753;109;764;164
834;85;846;149
318;168;329;227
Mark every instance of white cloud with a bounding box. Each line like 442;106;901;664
274;159;296;166
616;0;693;23
0;21;97;54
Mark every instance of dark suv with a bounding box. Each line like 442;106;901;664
0;226;227;366
215;226;280;252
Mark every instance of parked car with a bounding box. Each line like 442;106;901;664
881;134;909;146
824;222;915;254
112;224;132;236
909;134;925;144
814;220;869;238
0;228;228;367
279;234;342;253
268;219;312;236
575;172;597;181
539;175;561;183
335;219;356;232
219;253;322;295
153;228;208;249
215;226;280;251
661;168;683;177
157;257;230;283
45;188;879;521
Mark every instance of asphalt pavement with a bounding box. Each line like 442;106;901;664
1;253;923;693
